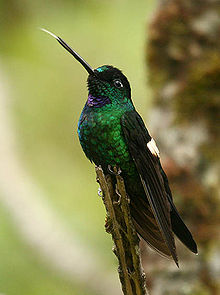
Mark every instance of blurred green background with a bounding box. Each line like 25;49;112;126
0;1;155;294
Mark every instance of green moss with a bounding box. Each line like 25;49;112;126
174;50;220;123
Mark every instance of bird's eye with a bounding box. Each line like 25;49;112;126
113;79;123;89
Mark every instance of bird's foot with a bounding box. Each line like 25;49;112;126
108;165;122;176
114;189;122;205
115;188;131;206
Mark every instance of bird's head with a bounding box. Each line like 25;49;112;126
41;29;132;108
87;65;131;107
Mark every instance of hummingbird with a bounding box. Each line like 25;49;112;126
41;29;198;266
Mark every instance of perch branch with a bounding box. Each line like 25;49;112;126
96;166;149;295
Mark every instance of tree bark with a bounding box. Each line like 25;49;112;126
96;166;149;295
145;1;220;294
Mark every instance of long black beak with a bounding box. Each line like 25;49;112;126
41;28;94;75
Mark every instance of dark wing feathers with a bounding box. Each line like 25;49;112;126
131;194;173;258
169;196;198;254
159;163;198;254
121;111;179;265
121;110;197;265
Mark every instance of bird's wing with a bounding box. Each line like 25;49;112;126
121;110;178;265
158;163;198;254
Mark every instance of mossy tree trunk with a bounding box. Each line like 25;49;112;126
145;1;220;294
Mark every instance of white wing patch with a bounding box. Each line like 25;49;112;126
147;138;160;157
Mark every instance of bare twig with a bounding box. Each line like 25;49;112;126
96;166;149;295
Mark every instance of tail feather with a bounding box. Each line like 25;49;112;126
130;198;174;259
160;164;198;254
130;193;198;262
168;196;198;254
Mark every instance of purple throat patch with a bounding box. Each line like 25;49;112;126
87;94;111;108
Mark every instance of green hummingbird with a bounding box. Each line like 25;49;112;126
42;29;198;266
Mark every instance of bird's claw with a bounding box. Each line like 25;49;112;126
108;165;122;175
114;188;122;205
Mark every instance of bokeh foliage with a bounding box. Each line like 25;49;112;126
0;1;154;294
